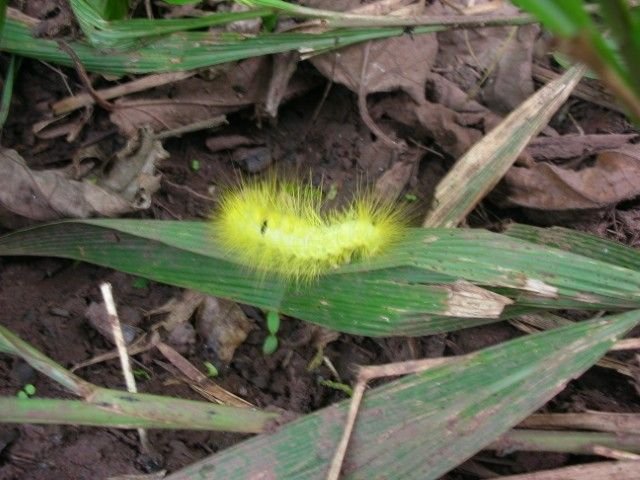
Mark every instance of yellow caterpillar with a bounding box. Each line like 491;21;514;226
211;178;408;282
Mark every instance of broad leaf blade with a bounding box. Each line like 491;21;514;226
165;310;640;479
0;221;498;336
3;220;640;335
504;223;640;270
0;15;441;75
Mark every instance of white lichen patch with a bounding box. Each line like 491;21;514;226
444;280;513;318
524;278;558;298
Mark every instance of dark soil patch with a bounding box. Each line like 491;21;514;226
1;5;640;479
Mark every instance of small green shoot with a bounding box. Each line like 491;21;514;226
262;335;278;355
17;383;36;399
203;361;219;378
307;348;324;371
190;159;201;172
262;311;281;355
404;193;418;202
319;379;353;397
132;369;151;380
266;311;280;334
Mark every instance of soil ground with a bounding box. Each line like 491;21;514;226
1;2;640;479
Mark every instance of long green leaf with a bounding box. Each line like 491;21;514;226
0;393;273;431
165;310;640;479
0;324;277;432
71;0;274;50
511;0;591;35
3;220;640;336
0;16;441;75
0;220;504;336
504;223;640;270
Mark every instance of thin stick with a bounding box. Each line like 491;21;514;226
357;41;404;150
57;41;114;112
326;356;452;480
153;115;228;140
326;380;367;480
52;71;195;115
610;338;640;351
591;445;640;461
100;282;151;453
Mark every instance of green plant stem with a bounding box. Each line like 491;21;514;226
0;394;275;432
240;0;537;28
491;429;640;454
0;54;18;129
596;0;640;96
0;325;278;432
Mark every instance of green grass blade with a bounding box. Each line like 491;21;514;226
491;429;640;454
165;310;640;479
0;324;277;431
3;220;640;335
504;223;640;270
511;0;590;35
0;221;504;336
71;0;274;50
89;0;129;20
239;0;536;28
423;64;586;228
596;0;640;94
0;393;275;431
0;16;441;75
75;219;640;307
0;54;18;129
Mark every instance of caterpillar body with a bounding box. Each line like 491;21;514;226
212;178;408;282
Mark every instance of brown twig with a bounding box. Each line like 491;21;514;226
52;71;195;115
357;41;405;150
57;40;115;112
326;357;451;480
100;282;152;454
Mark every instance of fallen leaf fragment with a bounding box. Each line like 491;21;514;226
0;148;131;228
502;144;640;210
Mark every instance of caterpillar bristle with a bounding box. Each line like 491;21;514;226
210;176;409;283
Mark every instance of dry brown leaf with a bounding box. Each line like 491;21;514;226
304;0;436;102
527;134;637;161
0;129;165;227
195;296;255;364
373;95;484;158
32;107;93;142
435;2;539;112
153;290;205;332
156;342;253;408
110;58;313;136
84;301;142;345
98;128;167;209
110;58;269;136
373;149;420;201
0;148;131;228
501;144;640;210
265;52;299;118
310;30;437;103
151;290;253;363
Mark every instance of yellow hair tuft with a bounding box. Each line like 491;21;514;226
211;178;409;282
